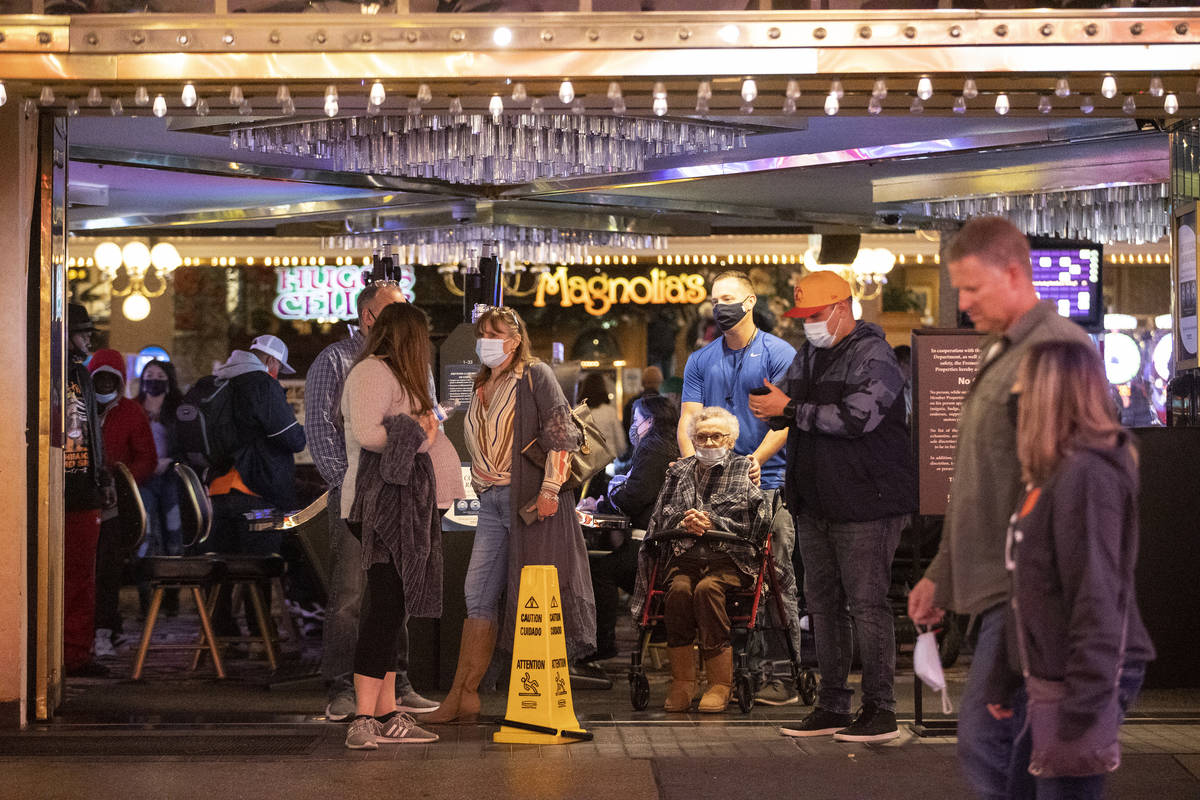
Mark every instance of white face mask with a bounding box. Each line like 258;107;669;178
913;629;954;715
694;446;728;466
96;391;119;406
476;337;511;368
803;310;841;349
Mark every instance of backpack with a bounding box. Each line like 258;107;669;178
175;375;240;481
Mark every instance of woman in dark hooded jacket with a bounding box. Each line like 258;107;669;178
988;339;1154;799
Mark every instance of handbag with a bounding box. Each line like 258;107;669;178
521;377;613;492
1009;501;1129;779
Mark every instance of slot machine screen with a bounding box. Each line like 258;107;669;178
1028;237;1103;331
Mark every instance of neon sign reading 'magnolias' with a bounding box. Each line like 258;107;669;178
533;267;706;316
273;265;414;320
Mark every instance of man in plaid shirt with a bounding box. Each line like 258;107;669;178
633;406;770;714
305;281;439;721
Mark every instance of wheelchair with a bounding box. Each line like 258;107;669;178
628;527;817;713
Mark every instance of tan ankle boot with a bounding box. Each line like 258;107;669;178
663;645;697;712
424;618;497;723
698;647;732;713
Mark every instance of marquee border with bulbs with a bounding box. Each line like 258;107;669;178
0;10;1200;121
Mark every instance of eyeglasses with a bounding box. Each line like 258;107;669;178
692;431;730;445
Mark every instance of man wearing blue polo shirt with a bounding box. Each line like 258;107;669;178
679;270;803;706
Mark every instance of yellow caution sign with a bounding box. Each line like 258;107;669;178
494;565;592;744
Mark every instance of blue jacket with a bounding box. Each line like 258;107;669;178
215;351;306;510
779;321;916;523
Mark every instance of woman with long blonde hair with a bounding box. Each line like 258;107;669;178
426;305;595;723
987;340;1154;798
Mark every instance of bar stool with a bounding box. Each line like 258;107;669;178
132;462;227;680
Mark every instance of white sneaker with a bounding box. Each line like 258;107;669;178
94;629;115;658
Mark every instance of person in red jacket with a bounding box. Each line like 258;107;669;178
88;349;157;657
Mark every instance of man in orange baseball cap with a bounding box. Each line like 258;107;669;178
750;269;916;743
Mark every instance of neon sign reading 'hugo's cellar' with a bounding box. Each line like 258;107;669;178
533;266;707;316
273;265;415;320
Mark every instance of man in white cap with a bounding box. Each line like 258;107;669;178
750;270;916;743
205;334;307;639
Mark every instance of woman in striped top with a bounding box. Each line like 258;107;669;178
426;306;596;723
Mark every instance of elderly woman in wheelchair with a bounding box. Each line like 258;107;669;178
631;407;770;713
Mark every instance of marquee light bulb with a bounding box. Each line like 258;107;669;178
652;96;667;116
962;78;978;100
1038;96;1052;114
953;96;967;114
110;97;124;116
1101;75;1117;99
492;26;512;46
558;79;575;104
152;94;168;117
994;93;1010;115
369;81;386;107
134;86;149;106
489;94;504;118
512;82;528;102
740;78;757;103
718;24;739;44
652;81;667;100
181;83;197;108
786;79;801;100
324;85;339;117
1054;78;1071;98
830;80;844;99
1079;96;1095;114
868;95;883;115
871;79;887;99
917;77;933;100
1165;93;1180;115
87;86;103;106
1122;95;1136;114
0;82;6;108
276;85;291;105
228;84;244;105
696;80;712;100
1149;76;1164;97
909;97;924;114
39;86;55;106
606;82;622;100
417;83;432;103
824;92;839;116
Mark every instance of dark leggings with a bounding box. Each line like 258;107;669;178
347;521;407;680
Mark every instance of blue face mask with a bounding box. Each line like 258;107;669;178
628;416;653;449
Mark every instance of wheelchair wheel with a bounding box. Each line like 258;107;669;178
735;674;755;714
798;669;818;706
630;672;650;710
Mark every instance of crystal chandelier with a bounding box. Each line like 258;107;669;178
922;183;1170;245
230;112;747;185
327;224;667;269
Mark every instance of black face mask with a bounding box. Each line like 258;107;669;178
712;301;749;332
142;379;168;397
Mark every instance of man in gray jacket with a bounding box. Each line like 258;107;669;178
908;217;1092;799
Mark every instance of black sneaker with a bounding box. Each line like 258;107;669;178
779;707;853;738
833;703;900;743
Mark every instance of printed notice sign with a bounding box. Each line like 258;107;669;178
1178;207;1197;369
913;329;986;516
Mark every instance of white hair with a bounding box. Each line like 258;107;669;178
687;406;739;442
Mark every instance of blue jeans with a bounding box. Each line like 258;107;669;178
139;471;182;557
464;485;512;622
960;605;1019;800
1006;662;1146;800
321;486;413;693
795;511;905;714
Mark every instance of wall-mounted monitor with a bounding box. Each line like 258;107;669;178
1028;237;1103;332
